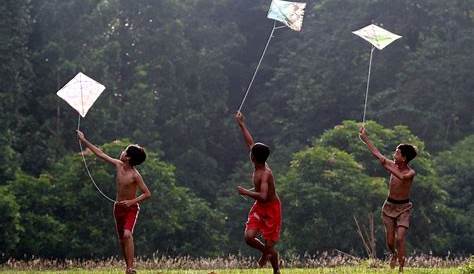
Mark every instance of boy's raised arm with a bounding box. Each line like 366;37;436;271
235;111;255;150
76;130;121;166
359;127;391;166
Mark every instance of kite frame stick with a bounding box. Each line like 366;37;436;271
362;46;375;124
237;20;277;112
77;77;115;203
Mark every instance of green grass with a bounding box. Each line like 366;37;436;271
0;267;465;274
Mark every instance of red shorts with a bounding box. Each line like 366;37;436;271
246;199;282;242
113;203;140;239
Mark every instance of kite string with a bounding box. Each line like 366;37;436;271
77;115;116;203
238;20;277;112
362;46;375;125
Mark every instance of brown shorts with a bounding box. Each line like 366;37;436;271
382;200;412;229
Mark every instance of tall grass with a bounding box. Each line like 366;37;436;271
1;253;469;272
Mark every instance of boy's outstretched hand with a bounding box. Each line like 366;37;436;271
359;126;368;142
235;111;244;126
76;130;85;141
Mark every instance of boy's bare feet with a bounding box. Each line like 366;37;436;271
389;254;397;269
126;268;137;274
398;257;405;273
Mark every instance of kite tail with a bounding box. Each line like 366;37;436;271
77;115;116;203
238;20;277;112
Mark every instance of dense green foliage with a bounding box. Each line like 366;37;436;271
0;0;472;259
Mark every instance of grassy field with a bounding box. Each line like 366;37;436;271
2;255;471;274
0;267;467;274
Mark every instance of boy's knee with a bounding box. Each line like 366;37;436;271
122;230;133;240
244;234;253;244
244;230;257;242
396;236;405;246
386;237;395;246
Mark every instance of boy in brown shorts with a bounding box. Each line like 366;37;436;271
359;126;417;272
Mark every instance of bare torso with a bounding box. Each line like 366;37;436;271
253;165;279;203
115;163;138;202
388;165;414;200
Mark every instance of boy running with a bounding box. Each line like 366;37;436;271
359;126;417;272
235;111;282;274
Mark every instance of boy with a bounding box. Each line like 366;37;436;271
359;126;417;272
235;111;282;274
77;130;151;274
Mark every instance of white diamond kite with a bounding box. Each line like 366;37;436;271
352;24;402;50
57;72;106;117
352;24;402;124
57;72;115;203
267;0;306;32
238;0;307;112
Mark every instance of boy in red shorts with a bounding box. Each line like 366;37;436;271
77;130;151;274
235;112;282;274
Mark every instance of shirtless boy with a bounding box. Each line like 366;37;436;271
77;130;151;274
359;126;417;272
235;111;282;274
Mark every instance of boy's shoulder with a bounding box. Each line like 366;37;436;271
132;167;143;177
256;167;273;178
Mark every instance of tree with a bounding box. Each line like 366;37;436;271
6;139;225;258
280;120;451;255
317;120;450;254
373;0;474;151
7;171;67;258
0;186;21;261
434;135;474;253
0;0;32;179
279;144;385;255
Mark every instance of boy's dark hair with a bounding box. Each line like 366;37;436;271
126;145;146;166
397;144;417;163
251;142;270;163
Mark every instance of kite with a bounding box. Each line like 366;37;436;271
57;72;106;117
237;0;306;112
352;24;402;124
267;0;306;32
57;72;115;203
